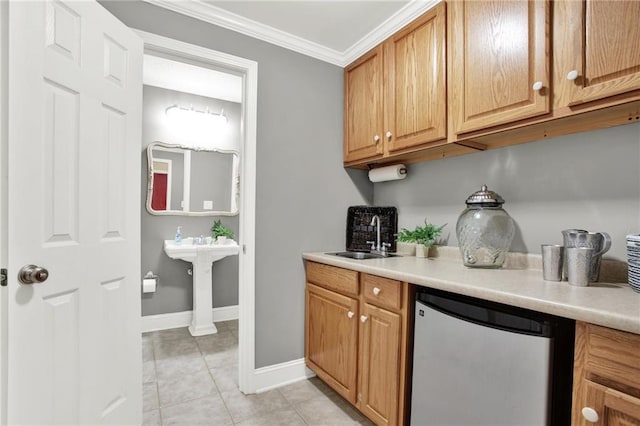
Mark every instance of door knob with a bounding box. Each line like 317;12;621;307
18;265;49;285
360;315;368;323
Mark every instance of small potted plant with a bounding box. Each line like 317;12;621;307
412;220;446;258
211;219;234;244
396;228;417;256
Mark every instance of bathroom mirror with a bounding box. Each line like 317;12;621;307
146;142;239;216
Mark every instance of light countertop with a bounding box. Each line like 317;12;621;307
302;250;640;335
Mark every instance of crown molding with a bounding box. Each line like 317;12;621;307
143;0;442;68
342;0;442;66
142;0;345;66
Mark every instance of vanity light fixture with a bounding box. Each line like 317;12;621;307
165;104;228;133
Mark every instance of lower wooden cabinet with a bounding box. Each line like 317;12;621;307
572;322;640;425
359;303;402;424
305;283;358;403
305;262;413;426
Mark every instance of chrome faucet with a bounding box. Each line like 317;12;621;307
367;215;391;255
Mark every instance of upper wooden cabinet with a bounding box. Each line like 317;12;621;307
344;4;447;164
343;0;640;168
561;0;640;107
344;46;384;163
449;0;551;134
384;4;447;153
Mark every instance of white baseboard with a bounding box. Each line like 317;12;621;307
253;358;315;394
141;305;239;333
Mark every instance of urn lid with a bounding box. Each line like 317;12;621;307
464;185;505;206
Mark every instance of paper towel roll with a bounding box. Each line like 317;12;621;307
368;164;407;183
142;277;156;293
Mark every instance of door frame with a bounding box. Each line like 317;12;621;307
136;30;258;394
0;0;8;422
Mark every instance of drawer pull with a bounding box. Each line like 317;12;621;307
532;81;543;91
372;287;381;296
360;315;368;323
347;311;355;319
581;407;599;423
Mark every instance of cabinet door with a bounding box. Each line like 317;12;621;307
358;303;401;426
305;283;359;404
563;1;640;106
344;45;384;163
385;3;446;152
573;379;640;425
449;0;550;134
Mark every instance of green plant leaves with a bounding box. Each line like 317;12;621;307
397;220;445;247
211;219;234;239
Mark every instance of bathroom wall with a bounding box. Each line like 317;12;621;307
141;85;241;315
103;1;372;368
375;123;640;260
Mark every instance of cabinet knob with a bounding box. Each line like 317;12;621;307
372;287;381;296
347;311;355;319
567;70;579;81
581;407;599;423
373;135;380;143
385;131;392;140
532;81;543;91
360;315;368;323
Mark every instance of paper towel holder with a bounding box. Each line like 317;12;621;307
368;164;408;183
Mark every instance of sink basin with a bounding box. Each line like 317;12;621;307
163;237;239;336
328;251;397;260
164;237;239;263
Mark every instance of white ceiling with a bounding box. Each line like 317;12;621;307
143;0;441;66
204;1;410;52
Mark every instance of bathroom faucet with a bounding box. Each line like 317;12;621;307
367;215;391;255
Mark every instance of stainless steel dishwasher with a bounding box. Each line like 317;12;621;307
411;288;574;426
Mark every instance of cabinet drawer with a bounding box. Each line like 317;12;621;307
362;274;402;311
306;262;359;297
579;323;640;390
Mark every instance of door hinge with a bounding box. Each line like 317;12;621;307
1;268;7;287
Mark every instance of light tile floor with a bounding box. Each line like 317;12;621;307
143;320;373;425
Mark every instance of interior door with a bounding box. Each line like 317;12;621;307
7;1;142;424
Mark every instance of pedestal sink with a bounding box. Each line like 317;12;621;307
164;237;239;336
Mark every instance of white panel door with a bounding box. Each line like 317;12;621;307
7;1;142;424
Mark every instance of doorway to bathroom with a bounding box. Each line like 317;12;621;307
137;31;258;394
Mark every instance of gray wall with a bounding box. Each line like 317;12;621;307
191;151;234;212
103;1;372;367
375;123;640;260
141;85;241;315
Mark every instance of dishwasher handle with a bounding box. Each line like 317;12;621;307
418;291;553;338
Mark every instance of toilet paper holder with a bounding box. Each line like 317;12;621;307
142;271;158;294
144;271;158;280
